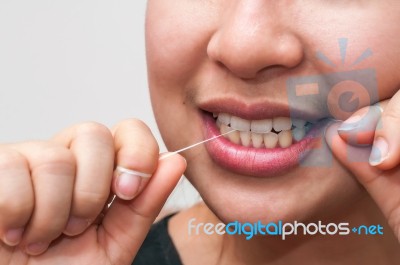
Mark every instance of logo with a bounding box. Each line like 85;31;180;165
188;218;384;240
286;38;380;166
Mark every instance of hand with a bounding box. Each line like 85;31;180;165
325;91;400;241
0;120;187;265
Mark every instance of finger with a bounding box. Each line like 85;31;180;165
368;92;400;169
11;142;76;255
326;123;400;238
337;103;386;146
0;147;33;247
98;153;186;265
111;119;159;200
52;122;115;236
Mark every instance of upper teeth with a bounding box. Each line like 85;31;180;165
216;113;307;132
215;113;310;148
251;119;272;133
230;116;251;131
217;113;231;125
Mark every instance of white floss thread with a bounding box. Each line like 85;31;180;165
159;129;237;160
115;129;236;177
116;166;152;178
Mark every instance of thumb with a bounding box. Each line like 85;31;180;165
325;122;381;183
325;122;400;238
97;153;186;265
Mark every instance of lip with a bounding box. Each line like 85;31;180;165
198;97;323;121
200;100;326;177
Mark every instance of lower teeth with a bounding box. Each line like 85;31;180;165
217;120;310;149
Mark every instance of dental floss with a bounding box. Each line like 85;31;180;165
116;166;152;178
114;130;236;182
159;129;237;160
119;118;339;174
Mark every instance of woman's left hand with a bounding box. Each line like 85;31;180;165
325;90;400;241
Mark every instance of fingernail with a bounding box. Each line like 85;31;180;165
338;105;383;133
3;228;24;246
116;173;142;200
26;242;48;255
337;115;363;132
369;137;389;166
64;217;90;236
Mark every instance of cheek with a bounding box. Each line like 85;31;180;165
145;1;219;151
295;5;400;100
145;1;216;88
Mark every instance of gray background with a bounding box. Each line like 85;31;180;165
0;1;198;211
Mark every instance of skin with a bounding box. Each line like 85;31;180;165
0;121;187;264
147;0;400;264
0;1;400;265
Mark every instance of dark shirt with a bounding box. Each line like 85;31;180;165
132;214;183;265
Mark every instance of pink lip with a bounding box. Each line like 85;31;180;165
197;97;322;121
202;113;325;178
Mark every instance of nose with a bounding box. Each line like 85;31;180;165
207;2;304;79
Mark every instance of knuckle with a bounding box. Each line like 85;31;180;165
119;118;149;130
25;224;62;243
76;122;112;139
126;143;159;162
0;148;26;169
383;109;400;123
34;221;63;237
120;141;159;173
0;196;32;225
73;189;108;216
146;135;159;155
31;144;75;174
128;119;159;150
0;148;32;226
115;118;160;159
117;118;156;139
39;145;74;165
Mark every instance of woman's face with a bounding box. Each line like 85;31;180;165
145;1;400;223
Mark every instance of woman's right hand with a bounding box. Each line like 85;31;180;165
0;119;187;265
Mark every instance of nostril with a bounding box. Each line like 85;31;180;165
207;19;304;80
208;39;304;80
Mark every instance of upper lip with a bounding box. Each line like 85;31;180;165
198;96;325;122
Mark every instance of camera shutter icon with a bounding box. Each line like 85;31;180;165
327;80;372;121
287;68;378;167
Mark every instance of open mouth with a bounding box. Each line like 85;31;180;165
201;110;325;178
213;113;314;149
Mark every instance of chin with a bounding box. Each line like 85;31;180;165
184;152;364;225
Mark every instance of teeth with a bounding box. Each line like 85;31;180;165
292;127;306;142
251;133;263;148
251;119;272;133
218;113;231;125
273;117;292;132
215;113;309;149
216;119;221;128
228;130;241;145
264;133;279;148
240;131;251;147
230;116;251;131
292;118;307;128
278;130;293;148
220;123;231;136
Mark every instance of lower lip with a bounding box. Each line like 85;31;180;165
203;113;324;178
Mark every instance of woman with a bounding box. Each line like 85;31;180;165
1;1;400;264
